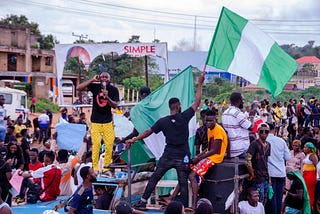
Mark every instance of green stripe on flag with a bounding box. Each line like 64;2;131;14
205;7;247;69
258;43;298;97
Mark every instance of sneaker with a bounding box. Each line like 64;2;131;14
15;197;25;204
132;199;147;211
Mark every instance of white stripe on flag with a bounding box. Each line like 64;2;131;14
228;22;275;84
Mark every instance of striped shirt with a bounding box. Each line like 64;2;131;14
222;106;252;157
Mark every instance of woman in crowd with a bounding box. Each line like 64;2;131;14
5;141;24;171
286;139;305;189
302;142;318;209
286;140;305;173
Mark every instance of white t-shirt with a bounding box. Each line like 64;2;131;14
222;106;252;157
238;201;265;214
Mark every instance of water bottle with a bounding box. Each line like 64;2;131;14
183;155;189;163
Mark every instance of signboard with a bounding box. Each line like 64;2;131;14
55;43;168;105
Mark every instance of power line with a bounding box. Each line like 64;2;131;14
12;0;320;37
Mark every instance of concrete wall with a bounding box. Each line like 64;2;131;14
32;76;50;98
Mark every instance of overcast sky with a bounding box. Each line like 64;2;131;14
1;0;320;50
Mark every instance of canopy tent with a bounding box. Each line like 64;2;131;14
54;42;168;105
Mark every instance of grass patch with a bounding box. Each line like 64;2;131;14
29;98;59;113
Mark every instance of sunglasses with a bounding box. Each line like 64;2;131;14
259;129;269;134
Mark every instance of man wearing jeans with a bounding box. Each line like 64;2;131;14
126;72;204;210
245;123;271;206
267;123;290;214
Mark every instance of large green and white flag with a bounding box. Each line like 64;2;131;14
130;66;196;160
206;7;297;97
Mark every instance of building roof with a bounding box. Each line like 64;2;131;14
296;56;320;63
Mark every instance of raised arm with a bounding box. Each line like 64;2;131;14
191;72;205;112
76;75;99;91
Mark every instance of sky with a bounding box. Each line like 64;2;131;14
1;0;320;51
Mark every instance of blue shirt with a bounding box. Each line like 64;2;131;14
267;133;291;177
70;185;93;214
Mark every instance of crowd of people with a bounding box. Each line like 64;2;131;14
0;68;320;214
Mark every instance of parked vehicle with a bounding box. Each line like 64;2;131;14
61;79;74;97
0;87;29;120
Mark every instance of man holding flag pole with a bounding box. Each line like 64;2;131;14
126;71;205;210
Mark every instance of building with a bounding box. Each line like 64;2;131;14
0;25;56;99
165;51;245;84
290;56;320;89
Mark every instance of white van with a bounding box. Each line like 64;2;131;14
61;79;74;97
0;87;29;120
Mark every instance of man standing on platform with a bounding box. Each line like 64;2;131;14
126;72;205;210
222;92;253;158
77;71;119;175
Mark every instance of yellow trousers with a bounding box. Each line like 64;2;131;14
91;122;115;171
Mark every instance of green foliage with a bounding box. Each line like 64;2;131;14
0;14;40;36
64;57;85;75
203;78;234;98
281;41;320;59
29;98;59;113
123;77;146;100
73;39;95;44
123;77;145;90
13;82;32;96
37;34;59;50
148;75;164;91
128;35;140;43
0;14;59;50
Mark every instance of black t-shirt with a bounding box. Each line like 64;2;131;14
0;160;12;193
88;83;119;123
151;107;195;159
21;138;30;165
95;192;112;210
285;179;303;210
246;140;270;183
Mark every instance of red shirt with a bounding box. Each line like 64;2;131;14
29;161;43;183
31;97;37;105
31;164;62;201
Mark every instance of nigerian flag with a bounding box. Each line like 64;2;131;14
130;65;197;160
206;7;297;97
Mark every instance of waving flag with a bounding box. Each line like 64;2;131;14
130;65;196;160
206;7;297;97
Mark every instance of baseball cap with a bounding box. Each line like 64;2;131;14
257;122;270;130
116;201;133;214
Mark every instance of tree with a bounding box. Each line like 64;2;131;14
101;40;119;43
123;77;145;100
73;39;95;44
0;14;40;36
149;75;163;91
64;57;85;75
128;35;140;43
0;14;59;50
38;34;59;50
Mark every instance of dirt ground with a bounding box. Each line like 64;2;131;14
29;106;92;150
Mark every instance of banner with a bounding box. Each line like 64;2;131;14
55;43;169;105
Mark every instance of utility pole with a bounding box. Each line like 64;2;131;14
72;32;88;42
71;32;88;104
